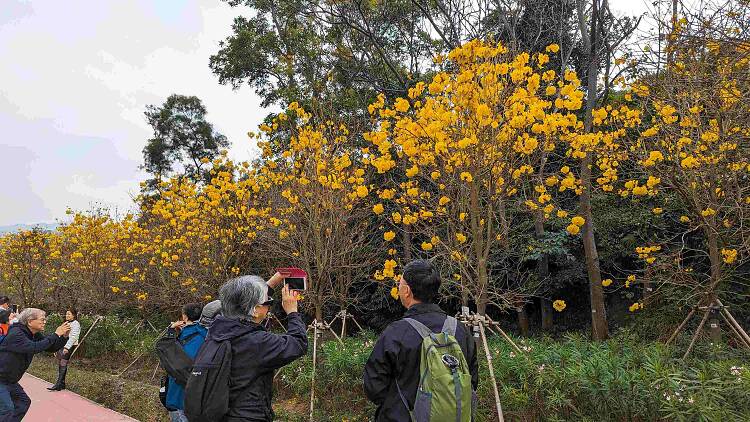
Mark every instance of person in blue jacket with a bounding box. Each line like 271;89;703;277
165;303;207;422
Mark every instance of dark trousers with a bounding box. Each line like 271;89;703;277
0;382;30;422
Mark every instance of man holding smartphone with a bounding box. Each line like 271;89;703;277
0;308;70;421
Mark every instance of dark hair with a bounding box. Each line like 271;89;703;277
403;259;441;303
66;308;78;320
182;303;203;322
0;296;9;305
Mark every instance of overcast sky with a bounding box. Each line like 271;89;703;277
0;0;650;226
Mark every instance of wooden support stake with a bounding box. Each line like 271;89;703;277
350;315;364;332
117;326;169;377
68;316;103;361
323;320;344;345
719;310;750;349
485;316;524;355
682;309;710;360
478;321;505;422
666;307;696;345
150;360;161;381
309;320;319;422
716;299;750;346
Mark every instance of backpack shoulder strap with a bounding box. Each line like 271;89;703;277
441;316;457;337
403;318;433;340
179;331;201;346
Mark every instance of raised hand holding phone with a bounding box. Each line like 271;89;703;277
281;284;299;314
55;321;71;337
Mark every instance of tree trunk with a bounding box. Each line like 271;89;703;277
705;223;722;343
534;210;552;332
540;299;554;331
709;313;721;344
315;305;323;322
403;230;412;262
461;285;470;308
476;264;489;316
580;0;609;340
517;306;530;337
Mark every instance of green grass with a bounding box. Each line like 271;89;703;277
26;326;750;422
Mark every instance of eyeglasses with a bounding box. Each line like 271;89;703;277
260;298;274;306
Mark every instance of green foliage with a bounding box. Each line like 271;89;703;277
277;331;750;421
141;94;228;190
46;314;162;359
27;317;750;421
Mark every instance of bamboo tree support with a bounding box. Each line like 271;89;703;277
485;316;525;356
716;299;750;346
67;315;104;361
666;297;750;357
666;306;697;345
150;360;161;381
308;320;320;422
327;313;341;336
264;312;287;332
477;318;505;422
718;310;750;349
117;326;170;377
306;319;344;345
682;308;711;360
338;310;364;338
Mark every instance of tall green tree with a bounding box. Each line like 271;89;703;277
141;94;228;190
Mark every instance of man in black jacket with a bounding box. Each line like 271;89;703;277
363;259;479;422
0;308;70;421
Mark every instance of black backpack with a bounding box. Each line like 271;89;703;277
183;338;233;422
158;374;176;411
155;331;201;385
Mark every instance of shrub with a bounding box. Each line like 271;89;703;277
46;313;163;359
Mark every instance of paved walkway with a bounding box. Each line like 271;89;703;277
19;373;138;421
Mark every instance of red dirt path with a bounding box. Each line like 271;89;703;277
19;373;138;421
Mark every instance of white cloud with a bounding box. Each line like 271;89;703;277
0;0;271;226
0;0;653;226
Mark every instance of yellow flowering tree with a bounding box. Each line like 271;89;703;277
121;162;270;310
367;40;587;315
50;211;131;311
254;103;379;321
624;4;750;341
0;228;57;307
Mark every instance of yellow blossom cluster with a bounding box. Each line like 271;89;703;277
366;40;592;312
635;245;662;264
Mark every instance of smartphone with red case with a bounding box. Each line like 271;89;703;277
276;267;308;291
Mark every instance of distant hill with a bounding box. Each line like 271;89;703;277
0;223;58;234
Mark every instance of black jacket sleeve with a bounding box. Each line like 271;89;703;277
45;333;68;353
257;312;308;369
363;324;399;405
8;331;64;355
